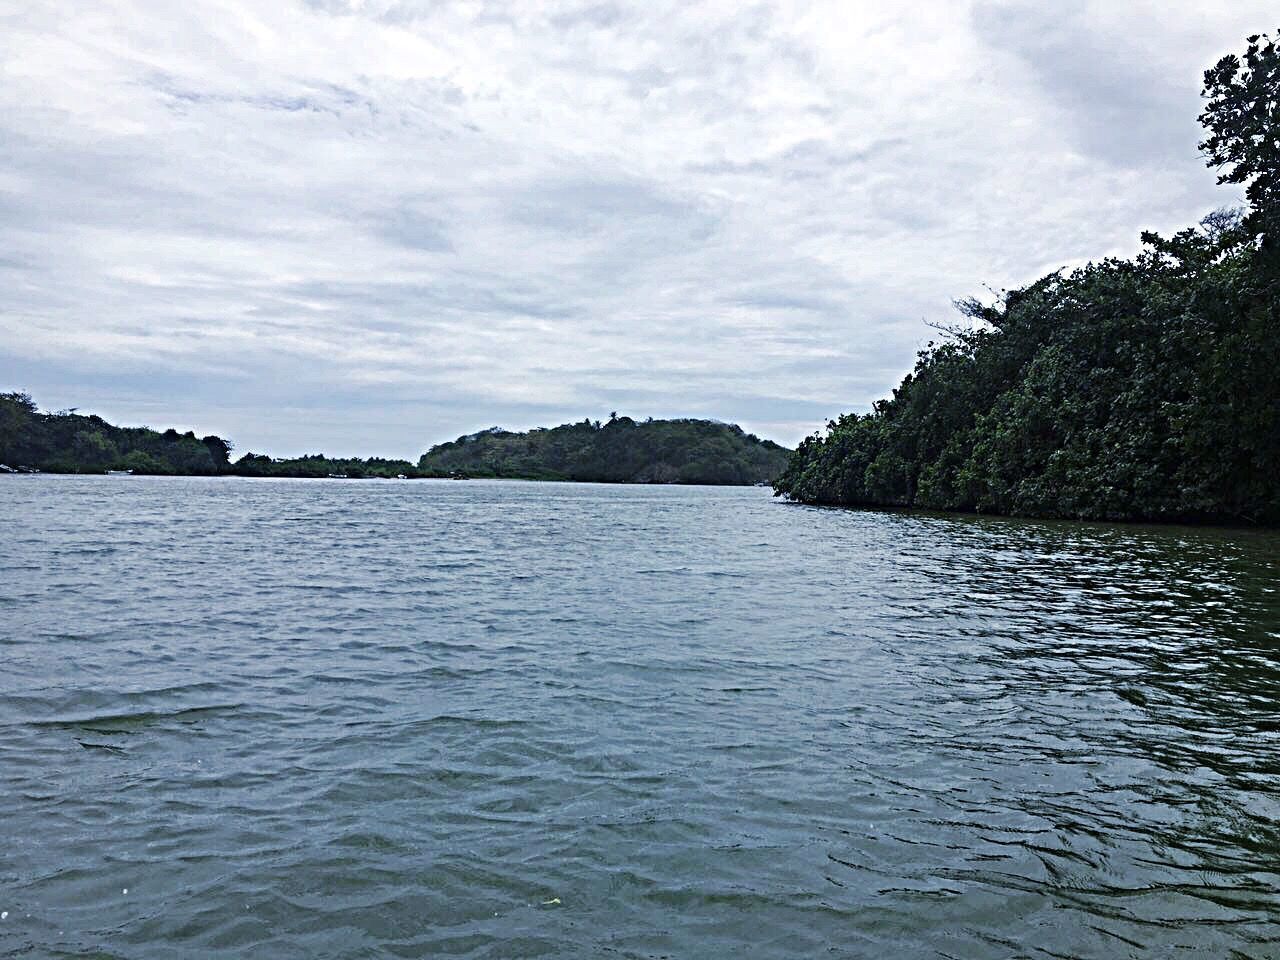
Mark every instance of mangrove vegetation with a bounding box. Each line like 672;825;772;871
775;31;1280;525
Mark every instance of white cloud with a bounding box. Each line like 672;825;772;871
0;0;1272;456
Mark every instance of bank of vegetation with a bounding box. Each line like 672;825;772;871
230;453;420;479
775;31;1280;525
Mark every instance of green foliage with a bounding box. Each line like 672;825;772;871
119;450;171;475
0;393;230;475
72;430;119;469
0;392;38;466
775;31;1280;525
417;416;790;485
202;435;232;471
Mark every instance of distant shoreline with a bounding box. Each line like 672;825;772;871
0;395;790;487
2;469;774;488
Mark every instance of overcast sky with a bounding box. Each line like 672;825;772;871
0;2;1272;457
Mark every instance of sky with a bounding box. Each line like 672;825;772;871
0;1;1273;458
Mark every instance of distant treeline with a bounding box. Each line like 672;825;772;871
0;393;428;478
775;31;1280;525
231;453;419;479
416;416;790;484
0;397;788;485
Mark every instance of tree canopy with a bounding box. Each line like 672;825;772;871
1200;31;1280;247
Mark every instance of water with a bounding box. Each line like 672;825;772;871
2;476;1278;958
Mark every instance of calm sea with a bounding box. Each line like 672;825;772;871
2;476;1278;958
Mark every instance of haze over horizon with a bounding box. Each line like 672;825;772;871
0;1;1272;458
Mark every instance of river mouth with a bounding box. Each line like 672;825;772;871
3;476;1278;958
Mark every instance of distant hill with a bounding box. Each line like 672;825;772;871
418;416;790;485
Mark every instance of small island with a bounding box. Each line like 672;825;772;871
415;415;789;485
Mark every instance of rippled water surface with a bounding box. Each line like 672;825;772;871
2;476;1279;958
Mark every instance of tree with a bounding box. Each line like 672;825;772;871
72;430;119;470
202;435;233;471
0;392;38;464
1199;30;1280;244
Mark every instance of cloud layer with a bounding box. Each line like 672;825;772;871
0;1;1272;455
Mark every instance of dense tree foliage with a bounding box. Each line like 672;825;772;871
0;392;231;475
417;415;790;485
775;31;1280;525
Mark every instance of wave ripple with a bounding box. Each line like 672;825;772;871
1;476;1278;958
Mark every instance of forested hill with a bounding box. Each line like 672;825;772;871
775;30;1280;526
417;416;790;485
